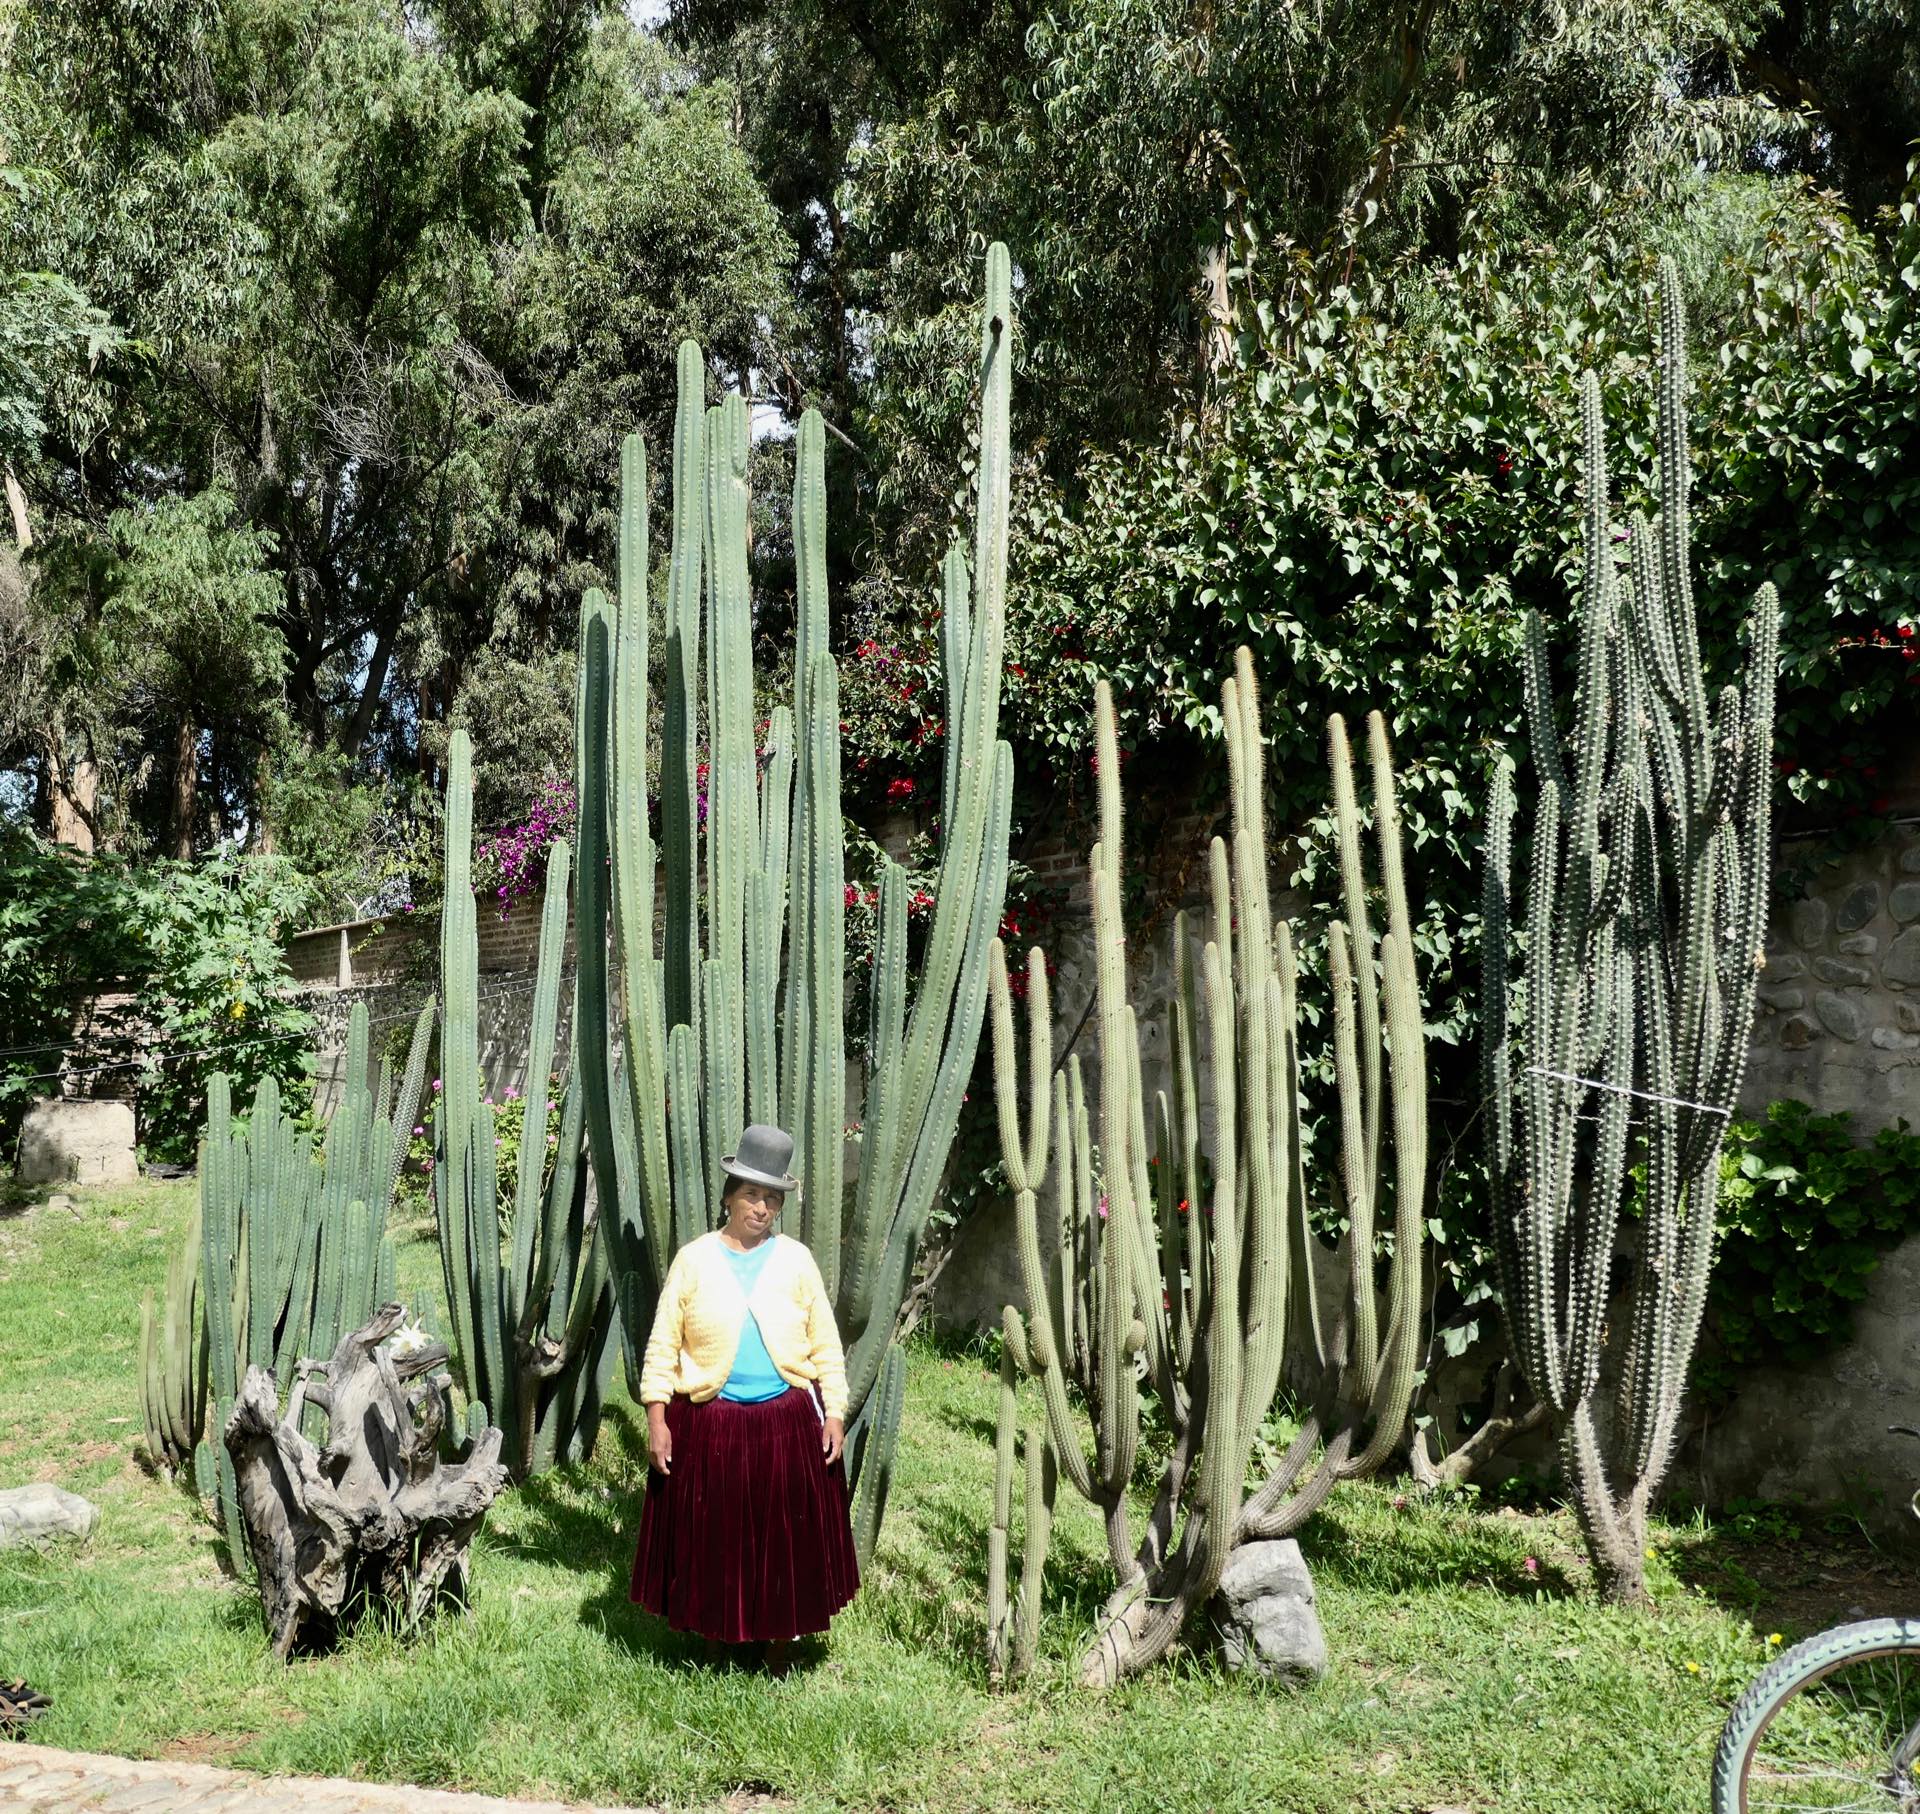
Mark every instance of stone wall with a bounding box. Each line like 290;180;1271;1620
286;900;574;1118
1747;825;1920;1129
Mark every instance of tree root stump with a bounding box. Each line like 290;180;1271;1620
223;1302;509;1659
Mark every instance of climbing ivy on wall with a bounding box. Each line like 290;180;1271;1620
1712;1100;1920;1375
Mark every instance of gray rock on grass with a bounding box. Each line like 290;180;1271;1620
1209;1538;1328;1685
0;1484;100;1548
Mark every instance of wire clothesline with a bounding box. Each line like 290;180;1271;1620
1521;1063;1733;1119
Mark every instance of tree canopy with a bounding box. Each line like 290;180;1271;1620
1;0;790;865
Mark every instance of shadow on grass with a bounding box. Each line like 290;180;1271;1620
1288;1498;1586;1602
934;1404;1001;1449
1666;1525;1916;1635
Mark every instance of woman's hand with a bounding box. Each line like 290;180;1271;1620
647;1405;672;1475
821;1416;844;1466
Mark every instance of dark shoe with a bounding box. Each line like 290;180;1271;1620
0;1680;50;1735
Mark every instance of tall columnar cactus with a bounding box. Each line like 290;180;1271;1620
433;719;619;1483
575;246;1017;1566
1484;259;1779;1605
144;996;436;1570
989;655;1427;1686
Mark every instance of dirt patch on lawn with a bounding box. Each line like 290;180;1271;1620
158;1731;253;1765
1673;1526;1920;1636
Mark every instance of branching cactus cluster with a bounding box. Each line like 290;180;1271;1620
140;998;436;1572
1484;258;1779;1605
567;246;1017;1564
988;656;1426;1686
434;722;620;1483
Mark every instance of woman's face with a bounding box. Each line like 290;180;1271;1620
726;1180;782;1242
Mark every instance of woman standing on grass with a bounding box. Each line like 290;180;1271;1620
630;1123;859;1667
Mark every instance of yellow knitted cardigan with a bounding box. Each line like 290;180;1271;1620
638;1231;848;1421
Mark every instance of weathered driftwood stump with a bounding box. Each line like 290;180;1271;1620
223;1302;508;1658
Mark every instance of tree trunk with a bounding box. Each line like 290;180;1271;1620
251;744;276;854
171;714;198;858
340;611;400;758
223;1304;509;1660
3;466;31;550
44;724;97;854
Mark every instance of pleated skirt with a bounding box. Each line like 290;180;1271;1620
629;1387;860;1644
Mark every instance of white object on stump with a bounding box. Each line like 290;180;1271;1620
0;1484;99;1548
1208;1538;1328;1684
224;1302;509;1659
15;1098;137;1187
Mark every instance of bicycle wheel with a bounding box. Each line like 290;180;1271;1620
1713;1618;1920;1813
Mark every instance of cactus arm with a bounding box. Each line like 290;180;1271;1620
508;837;572;1336
662;343;706;1034
939;548;970;838
437;731;483;1397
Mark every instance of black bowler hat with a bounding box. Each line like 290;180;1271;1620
720;1124;801;1194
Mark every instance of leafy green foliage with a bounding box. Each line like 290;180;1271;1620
3;0;791;845
0;827;143;1143
0;829;312;1158
121;848;316;1161
995;176;1920;1287
1714;1099;1920;1367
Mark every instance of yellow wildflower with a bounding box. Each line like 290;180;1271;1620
1685;1661;1701;1674
1767;1633;1782;1646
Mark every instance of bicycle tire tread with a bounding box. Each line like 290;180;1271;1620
1711;1616;1920;1814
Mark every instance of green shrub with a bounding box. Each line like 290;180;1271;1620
1713;1100;1920;1368
123;848;316;1163
395;1070;557;1235
0;828;143;1146
0;832;312;1162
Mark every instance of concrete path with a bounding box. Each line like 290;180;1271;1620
0;1744;662;1812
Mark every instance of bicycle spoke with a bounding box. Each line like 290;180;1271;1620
1738;1643;1920;1814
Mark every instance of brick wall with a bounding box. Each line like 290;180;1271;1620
286;895;576;1115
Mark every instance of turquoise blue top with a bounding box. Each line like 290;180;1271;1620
719;1239;789;1403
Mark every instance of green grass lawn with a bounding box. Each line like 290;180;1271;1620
1;1177;1909;1812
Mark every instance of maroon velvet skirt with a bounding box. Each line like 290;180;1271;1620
629;1387;860;1644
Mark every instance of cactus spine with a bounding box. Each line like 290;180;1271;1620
146;996;436;1568
578;246;1018;1567
433;717;618;1483
1485;259;1779;1605
989;655;1427;1686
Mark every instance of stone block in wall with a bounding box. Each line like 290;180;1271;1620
1836;882;1882;932
1813;991;1868;1042
1789;898;1830;948
1887;928;1920;988
1689;1225;1920;1542
14;1098;137;1186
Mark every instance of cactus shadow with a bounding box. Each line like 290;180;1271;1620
906;1495;1117;1635
933;1405;1001;1449
1295;1501;1585;1602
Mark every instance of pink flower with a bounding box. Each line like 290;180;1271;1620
886;777;916;802
1097;1195;1109;1220
1523;1556;1539;1576
1392;1494;1408;1511
412;1125;425;1137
